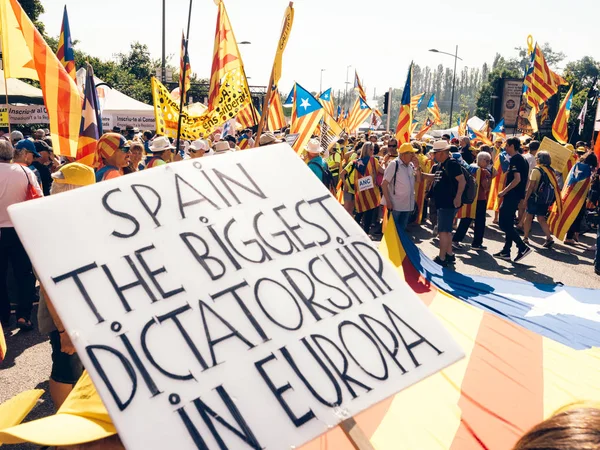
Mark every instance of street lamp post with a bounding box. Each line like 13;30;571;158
345;65;352;110
320;69;326;94
161;0;166;83
429;46;462;129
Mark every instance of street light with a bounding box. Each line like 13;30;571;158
429;46;463;129
320;69;326;94
345;65;352;109
237;41;251;45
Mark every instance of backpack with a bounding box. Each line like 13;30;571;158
308;160;336;194
534;168;556;205
460;165;478;205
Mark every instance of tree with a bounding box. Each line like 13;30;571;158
475;56;521;119
514;42;566;73
20;0;46;36
562;57;600;142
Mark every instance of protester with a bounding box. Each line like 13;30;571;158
10;130;24;146
0;140;42;331
513;406;600;450
189;139;213;158
224;135;240;150
327;141;344;186
244;128;256;148
123;141;145;174
37;163;95;409
31;140;55;196
453;151;493;250
459;136;475;165
339;142;362;216
142;130;154;153
95;133;131;181
146;136;174;168
564;153;598;245
258;131;283;147
33;128;45;140
305;139;328;183
522;151;557;248
494;137;532;262
351;142;384;235
421;142;466;266
381;142;421;231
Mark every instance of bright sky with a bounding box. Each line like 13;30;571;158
41;0;599;100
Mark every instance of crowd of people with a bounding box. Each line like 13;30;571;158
1;124;600;449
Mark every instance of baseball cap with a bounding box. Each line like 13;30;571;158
0;372;116;447
10;131;23;141
15;139;41;157
398;142;417;154
52;163;96;187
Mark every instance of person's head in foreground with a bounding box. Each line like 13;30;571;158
305;139;321;158
147;136;175;162
513;406;600;450
398;142;417;165
0;139;14;162
127;141;145;169
505;137;522;155
14;140;40;165
97;133;131;171
50;163;96;194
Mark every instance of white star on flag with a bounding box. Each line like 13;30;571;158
502;291;600;323
300;98;311;111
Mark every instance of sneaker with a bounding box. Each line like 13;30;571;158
542;239;554;249
493;251;511;261
452;242;463;250
522;237;529;244
433;256;448;267
471;244;487;251
432;226;438;235
446;253;456;263
514;246;533;263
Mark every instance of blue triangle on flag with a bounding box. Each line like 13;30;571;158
295;83;323;118
319;88;332;101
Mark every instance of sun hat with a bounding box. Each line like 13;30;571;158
213;141;232;153
259;131;283;146
189;139;209;152
15;139;41;158
52;163;96;187
430;140;451;153
398;142;417;154
0;372;116;447
305;138;321;154
148;136;175;153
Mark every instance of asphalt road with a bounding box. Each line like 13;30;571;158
0;215;598;449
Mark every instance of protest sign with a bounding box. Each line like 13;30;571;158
0;107;8;127
9;144;463;450
539;136;572;173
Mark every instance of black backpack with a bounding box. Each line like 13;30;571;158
443;160;477;205
308;161;336;194
534;168;556;205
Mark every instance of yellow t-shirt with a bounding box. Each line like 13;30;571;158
529;166;542;189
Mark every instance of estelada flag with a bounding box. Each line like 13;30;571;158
57;6;75;81
395;62;412;144
457;166;482;220
0;0;82;157
548;161;592;241
267;88;285;131
76;65;102;167
290;83;323;153
487;151;510;211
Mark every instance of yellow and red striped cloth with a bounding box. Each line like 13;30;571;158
267;88;285;131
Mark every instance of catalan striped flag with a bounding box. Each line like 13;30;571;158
552;85;574;144
492;118;506;140
290;83;323;153
395;62;413;144
487;150;510;211
319;88;335;117
414;153;433;224
346;96;372;133
237;102;259;128
562;150;580;184
267;87;285;131
427;94;442;124
411;92;425;111
524;43;567;108
237;133;250;150
469;125;493;145
56;6;75;81
457;166;482;219
548;162;592;241
1;0;82;157
538;165;563;218
77;65;102;167
354;70;367;101
410;119;419;134
415;118;433;140
208;0;247;110
458;112;469;137
179;31;191;100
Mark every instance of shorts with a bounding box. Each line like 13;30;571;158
437;208;457;233
49;330;83;385
343;191;354;203
527;197;550;217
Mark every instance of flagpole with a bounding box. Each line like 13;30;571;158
175;0;193;152
3;74;11;134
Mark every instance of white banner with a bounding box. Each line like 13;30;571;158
9;145;463;450
0;104;50;124
501;79;523;128
102;112;156;131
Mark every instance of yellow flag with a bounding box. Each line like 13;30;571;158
529;104;539;133
0;0;38;80
153;68;250;140
272;3;294;87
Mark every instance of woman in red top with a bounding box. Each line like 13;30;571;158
452;150;494;250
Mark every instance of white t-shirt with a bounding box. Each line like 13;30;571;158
0;163;43;228
523;152;536;176
381;159;415;212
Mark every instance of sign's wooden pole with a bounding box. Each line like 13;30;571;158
339;417;376;450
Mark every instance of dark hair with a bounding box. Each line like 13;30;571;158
583;153;598;168
447;145;459;153
513;407;600;450
143;131;153;140
506;137;522;153
442;134;451;140
529;140;540;152
224;135;237;143
479;145;491;153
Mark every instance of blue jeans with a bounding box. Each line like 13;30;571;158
392;211;411;232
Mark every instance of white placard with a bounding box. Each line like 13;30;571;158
358;176;374;192
9;144;463;450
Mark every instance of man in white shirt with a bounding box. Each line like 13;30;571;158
0;140;43;331
381;142;422;231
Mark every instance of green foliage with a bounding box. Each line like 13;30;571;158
19;0;46;36
475;55;521;119
562;57;600;142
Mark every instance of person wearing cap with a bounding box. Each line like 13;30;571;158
492;138;504;161
35;163;95;409
258;131;283;146
305;139;328;183
146;136;174;169
494;137;532;263
31;140;54;196
420;141;466;266
111;126;121;134
10;130;24;146
189;139;213;158
382;142;422;232
13;139;42;185
0;140;42;332
95;133;131;182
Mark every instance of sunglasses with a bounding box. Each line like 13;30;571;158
119;147;131;154
388;144;398;148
